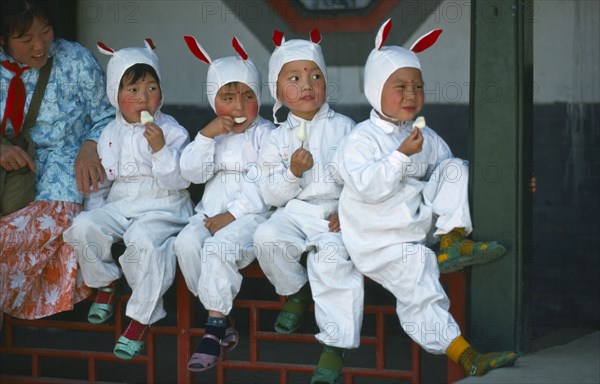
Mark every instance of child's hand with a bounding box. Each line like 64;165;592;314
204;211;236;235
397;128;424;157
144;122;165;153
201;116;234;139
289;147;314;178
328;212;341;233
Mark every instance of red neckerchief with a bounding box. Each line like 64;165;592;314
1;60;31;137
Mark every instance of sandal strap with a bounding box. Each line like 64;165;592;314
90;302;113;312
114;335;145;360
311;367;342;384
202;332;234;348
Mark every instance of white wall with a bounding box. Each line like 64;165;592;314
76;0;599;106
533;0;599;103
77;0;272;106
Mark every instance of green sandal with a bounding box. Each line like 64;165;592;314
311;367;341;384
88;286;117;324
310;345;344;384
274;296;309;334
113;335;145;360
438;241;506;274
471;350;520;376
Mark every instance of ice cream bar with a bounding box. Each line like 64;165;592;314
296;121;307;142
233;117;247;124
140;111;154;124
413;116;426;130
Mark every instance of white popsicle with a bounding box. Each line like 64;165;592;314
413;116;426;130
297;121;307;142
234;117;247;124
140;110;154;124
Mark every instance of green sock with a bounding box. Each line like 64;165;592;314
316;345;344;371
283;283;311;316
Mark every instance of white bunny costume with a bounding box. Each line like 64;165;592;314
64;39;193;325
254;29;364;349
335;19;472;353
173;36;274;316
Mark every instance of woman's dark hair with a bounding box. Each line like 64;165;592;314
0;0;54;53
120;64;161;90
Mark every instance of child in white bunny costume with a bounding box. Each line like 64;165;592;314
253;29;364;383
173;35;274;372
334;19;519;377
63;39;193;360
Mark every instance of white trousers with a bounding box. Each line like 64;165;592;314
352;243;461;354
174;212;269;315
254;200;364;349
424;158;473;241
64;186;192;325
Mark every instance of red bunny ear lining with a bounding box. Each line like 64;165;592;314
184;35;211;65
232;36;248;60
272;30;284;47
145;38;156;50
410;29;443;53
97;41;114;54
375;18;392;50
310;29;321;44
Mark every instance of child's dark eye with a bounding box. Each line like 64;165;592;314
312;74;321;80
290;76;299;81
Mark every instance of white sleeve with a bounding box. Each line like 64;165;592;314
97;122;119;181
227;124;273;217
258;129;302;207
423;127;454;181
151;122;190;190
339;131;415;204
180;132;218;184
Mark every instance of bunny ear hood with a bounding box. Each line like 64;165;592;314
268;29;327;123
364;19;442;116
185;35;262;113
98;39;161;109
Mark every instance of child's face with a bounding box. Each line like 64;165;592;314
214;82;259;134
118;73;162;124
277;60;325;121
380;67;424;122
3;16;53;69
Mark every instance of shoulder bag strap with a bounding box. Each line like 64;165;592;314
20;56;54;134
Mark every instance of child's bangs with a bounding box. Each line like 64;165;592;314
120;64;160;88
